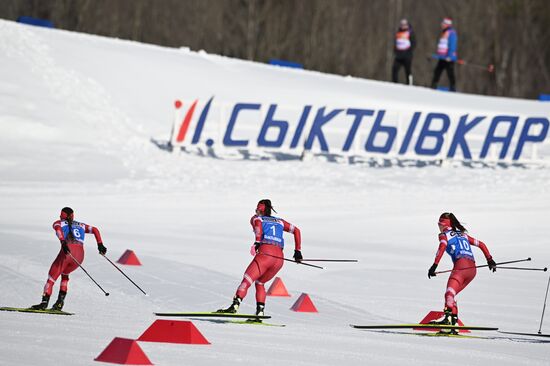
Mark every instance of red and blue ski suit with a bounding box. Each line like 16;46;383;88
42;219;103;296
433;229;492;315
235;215;301;303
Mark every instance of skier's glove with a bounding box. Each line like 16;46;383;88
97;243;107;255
487;257;497;272
61;240;70;254
293;250;303;263
428;263;438;278
254;242;261;252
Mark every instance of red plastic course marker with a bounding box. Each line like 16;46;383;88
416;311;469;333
94;337;153;365
290;293;318;313
137;320;210;344
266;277;291;297
117;250;142;266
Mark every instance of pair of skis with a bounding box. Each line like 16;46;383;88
154;311;285;327
0;253;147;316
351;323;550;338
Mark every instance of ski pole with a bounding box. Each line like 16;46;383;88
428;54;494;73
102;255;147;295
68;253;110;296
496;266;548;272
260;253;324;269
457;59;495;73
538;274;550;334
301;259;359;262
435;257;531;275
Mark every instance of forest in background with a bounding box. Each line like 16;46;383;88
2;0;549;99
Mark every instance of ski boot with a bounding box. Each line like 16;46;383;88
255;302;265;317
245;303;265;323
430;307;458;335
245;302;265;323
216;296;241;313
51;291;66;311
30;294;50;310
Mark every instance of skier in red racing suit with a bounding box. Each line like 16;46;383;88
428;212;496;331
30;207;107;311
217;199;302;317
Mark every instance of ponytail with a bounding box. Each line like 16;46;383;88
61;207;75;241
66;217;75;241
449;213;467;232
440;212;467;232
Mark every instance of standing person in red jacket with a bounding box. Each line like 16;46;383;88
428;212;496;332
31;207;107;310
392;18;416;85
217;199;302;317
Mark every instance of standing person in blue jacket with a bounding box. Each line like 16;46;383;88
392;19;416;85
431;17;458;91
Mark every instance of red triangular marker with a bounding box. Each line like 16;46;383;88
137;320;210;344
266;277;291;297
94;337;153;365
415;310;469;333
290;293;318;312
117;250;142;266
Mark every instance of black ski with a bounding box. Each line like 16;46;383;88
0;306;74;316
154;311;271;319
229;319;285;327
411;332;486;339
498;331;550;338
350;323;498;331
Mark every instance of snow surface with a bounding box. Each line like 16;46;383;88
0;19;549;365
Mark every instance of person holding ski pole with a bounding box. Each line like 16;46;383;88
31;207;107;311
392;18;416;85
217;199;302;317
431;17;458;91
427;213;496;331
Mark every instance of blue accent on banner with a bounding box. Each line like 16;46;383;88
343;109;374;152
305;107;343;152
223;103;260;147
514;118;549;160
480;116;518;159
17;16;54;28
192;97;213;144
415;113;450;155
447;115;485;159
290;106;312;149
366;110;396;153
269;59;303;69
257;105;289;148
398;112;422;154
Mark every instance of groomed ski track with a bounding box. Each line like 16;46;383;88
1;19;550;365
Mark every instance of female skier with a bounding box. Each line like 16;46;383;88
217;199;302;317
31;207;107;311
428;212;496;328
